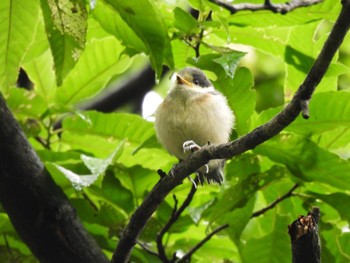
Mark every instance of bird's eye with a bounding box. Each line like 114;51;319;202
193;79;199;85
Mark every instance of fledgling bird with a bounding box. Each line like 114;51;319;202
155;67;235;184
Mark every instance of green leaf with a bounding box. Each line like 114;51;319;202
61;111;174;169
104;0;174;77
49;163;100;190
241;213;291;263
255;91;350;135
289;91;350;134
70;198;127;226
173;7;198;34
189;50;245;80
40;0;87;85
81;140;124;175
209;165;285;225
22;49;56;105
216;67;255;134
227;26;288;59
0;0;40;93
254;134;350;190
87;172;135;214
212;51;246;79
57;20;132;105
310;192;350;224
6;88;47;119
171;39;196;70
92;1;146;54
284;23;348;95
226;197;255;244
132;135;161;155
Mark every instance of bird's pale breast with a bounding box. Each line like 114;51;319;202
155;91;234;160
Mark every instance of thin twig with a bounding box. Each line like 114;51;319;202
251;183;299;218
137;241;160;258
210;0;322;14
156;177;199;262
176;224;229;263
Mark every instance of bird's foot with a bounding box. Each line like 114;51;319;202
183;140;201;153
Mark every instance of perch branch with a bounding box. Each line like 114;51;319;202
112;1;350;262
209;0;322;14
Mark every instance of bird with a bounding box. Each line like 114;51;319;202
155;67;235;185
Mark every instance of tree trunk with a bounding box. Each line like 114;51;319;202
0;94;108;263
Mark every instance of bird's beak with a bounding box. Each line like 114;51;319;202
176;74;193;87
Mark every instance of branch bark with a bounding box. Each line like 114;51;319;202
112;1;350;262
0;95;108;263
209;0;322;14
80;64;156;114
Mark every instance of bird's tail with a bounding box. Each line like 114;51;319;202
197;159;225;185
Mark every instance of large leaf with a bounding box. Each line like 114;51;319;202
310;192;350;224
0;0;40;93
241;212;292;263
284;23;349;95
216;67;255;135
173;7;198;34
209;164;285;225
254;134;350;190
40;0;87;85
57;20;132;105
92;0;146;54
61;111;174;170
104;0;174;77
255;91;350;135
22;49;56;105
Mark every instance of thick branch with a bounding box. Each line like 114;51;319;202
0;95;108;263
112;1;350;262
210;0;322;14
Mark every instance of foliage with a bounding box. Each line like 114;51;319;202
1;0;350;262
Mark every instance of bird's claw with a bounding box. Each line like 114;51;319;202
169;165;177;178
188;176;197;188
183;140;201;153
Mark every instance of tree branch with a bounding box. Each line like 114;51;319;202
176;224;229;263
0;95;109;263
251;184;299;218
81;64;156;114
157;178;198;262
112;1;350;262
174;182;298;261
137;240;160;258
209;0;322;14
